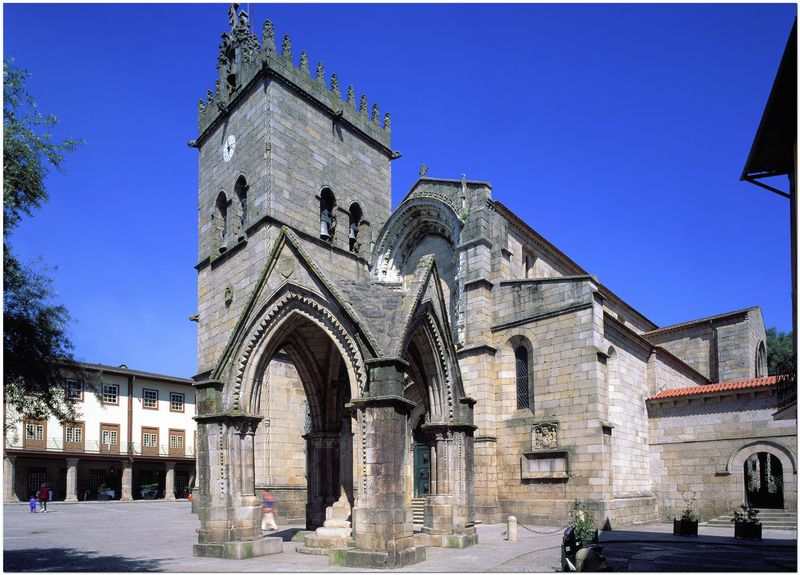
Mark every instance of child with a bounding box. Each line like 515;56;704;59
29;496;38;513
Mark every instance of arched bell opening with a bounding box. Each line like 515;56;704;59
249;312;355;530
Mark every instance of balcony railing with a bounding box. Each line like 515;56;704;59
776;372;797;413
5;437;195;458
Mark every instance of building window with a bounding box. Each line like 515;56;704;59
64;423;83;443
214;191;229;253
142;427;159;455
319;187;336;241
235;175;248;237
523;249;535;279
515;345;531;410
169;429;186;456
100;423;120;454
66;379;83;401
142;388;159;410
755;341;767;377
348;202;362;253
170;392;185;412
102;384;119;405
24;419;47;448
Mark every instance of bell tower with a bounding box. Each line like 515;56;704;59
191;4;396;377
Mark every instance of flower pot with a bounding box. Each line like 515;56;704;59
734;522;762;540
673;519;698;536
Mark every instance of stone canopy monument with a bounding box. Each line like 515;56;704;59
189;5;796;567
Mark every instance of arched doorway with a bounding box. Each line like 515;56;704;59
248;312;355;529
744;452;784;509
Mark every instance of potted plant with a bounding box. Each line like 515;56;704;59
570;499;598;544
673;502;699;536
731;504;762;540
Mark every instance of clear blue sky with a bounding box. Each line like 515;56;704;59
4;3;796;378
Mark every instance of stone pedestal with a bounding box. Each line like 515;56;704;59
120;460;133;501
164;462;176;501
299;488;353;555
65;458;79;502
4;455;17;502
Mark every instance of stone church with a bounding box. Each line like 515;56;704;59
189;6;796;565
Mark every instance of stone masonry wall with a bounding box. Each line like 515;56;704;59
646;325;714;381
603;327;653;498
491;306;607;525
254;354;308;523
648;389;797;521
266;78;391;254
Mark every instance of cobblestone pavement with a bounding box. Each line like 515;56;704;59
2;502;796;572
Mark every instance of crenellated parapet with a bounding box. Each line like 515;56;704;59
196;4;392;152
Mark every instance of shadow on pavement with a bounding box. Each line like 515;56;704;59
272;527;302;542
599;530;797;572
4;548;164;572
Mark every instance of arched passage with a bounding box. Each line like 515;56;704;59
236;295;363;529
399;306;477;547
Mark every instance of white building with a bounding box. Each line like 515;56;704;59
3;362;196;502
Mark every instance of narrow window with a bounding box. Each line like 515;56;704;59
348;202;363;253
319;188;336;241
515;345;531;410
755;341;767;377
214;192;229;252
235;176;248;237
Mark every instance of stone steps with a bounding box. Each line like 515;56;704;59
703;509;797;530
412;498;425;525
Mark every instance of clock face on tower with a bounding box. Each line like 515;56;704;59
223;134;236;162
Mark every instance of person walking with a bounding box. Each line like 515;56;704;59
261;489;277;532
29;496;38;513
37;483;49;513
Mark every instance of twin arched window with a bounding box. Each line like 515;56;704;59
319;187;365;254
213;175;249;255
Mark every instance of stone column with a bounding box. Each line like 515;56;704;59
164;462;176;500
304;432;339;528
193;381;279;560
344;358;425;568
120;460;133;501
4;455;16;502
420;424;478;548
65;458;79;502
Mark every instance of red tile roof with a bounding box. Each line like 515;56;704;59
647;375;785;401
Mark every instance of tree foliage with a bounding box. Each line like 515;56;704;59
766;327;795;376
3;58;85;424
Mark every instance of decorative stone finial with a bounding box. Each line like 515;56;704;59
262;19;275;51
331;74;341;98
371;104;380;123
347;85;355;107
198;99;206;113
206;89;214;105
228;3;240;29
299;50;310;74
281;35;292;59
359;95;368;114
420;164;428;177
316;62;325;83
384;112;391;130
